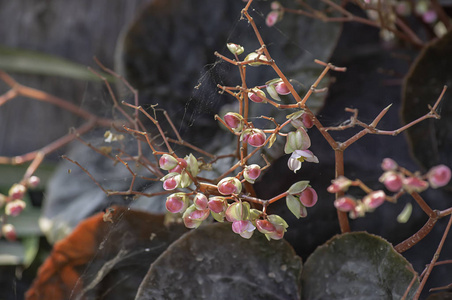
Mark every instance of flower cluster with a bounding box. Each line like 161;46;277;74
285;111;318;173
1;176;40;241
379;158;451;193
329;159;451;219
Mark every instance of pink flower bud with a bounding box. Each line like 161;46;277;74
2;224;16;241
248;88;266;103
256;219;285;240
427;164;451;188
379;171;403;192
159;154;179;171
165;193;188;213
242;129;266;147
381;158;398;171
334;196;356;212
422;10;437;23
193;193;208;210
243;164;261;184
163;175;180;191
231;220;255;239
256;219;276;233
5;199;26;216
226;43;244;55
271;1;282;10
300;113;314;129
224;112;244;132
183;205;210;229
298;187;318;207
274;81;291;95
403;176;429;193
217;177;242;195
327;176;352;193
363;190;386;209
9;184;26;200
27;176;40;189
266;10;280;27
168;158;188;174
208;196;227;213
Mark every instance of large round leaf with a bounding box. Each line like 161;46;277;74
402;30;452;173
302;232;419;299
135;222;302;299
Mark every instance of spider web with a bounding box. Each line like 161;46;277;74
37;1;325;298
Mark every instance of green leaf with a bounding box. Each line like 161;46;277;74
302;232;419;299
0;46;114;82
286;194;302;219
136;223;302;299
287;181;309;195
22;236;40;268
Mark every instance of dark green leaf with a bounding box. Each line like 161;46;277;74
136;222;302;300
302;232;419;299
402;30;452;174
0;46;114;81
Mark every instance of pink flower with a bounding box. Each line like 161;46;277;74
224;112;244;132
231;220;255;239
427;164;451;188
27;176;41;189
165;193;188;213
5;200;26;217
379;171;403;192
243;164;261;184
217;177;242;195
248;88;266;103
256;215;287;240
8;184;26;200
381;158;398;171
208;196;228;213
242;129;266;147
2;224;16;241
298;187;318;207
266;10;279;27
327;176;352;193
403;176;429;193
159;154;178;170
162;175;180;191
193;193;208;210
183;205;210;229
334;196;356;212
274;81;291;95
363;190;386;209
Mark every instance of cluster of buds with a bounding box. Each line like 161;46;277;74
1;176;40;241
379;158;451;193
165;189;289;240
328;175;388;219
285;111;318;173
159;154;199;191
329;159;451;219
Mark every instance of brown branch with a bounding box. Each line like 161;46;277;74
414;214;452;299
